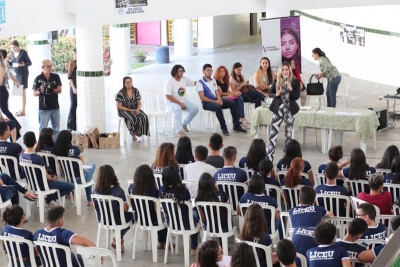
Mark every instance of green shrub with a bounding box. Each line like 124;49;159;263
50;36;76;72
0;36;28;51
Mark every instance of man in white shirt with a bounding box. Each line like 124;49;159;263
184;145;216;198
164;64;199;137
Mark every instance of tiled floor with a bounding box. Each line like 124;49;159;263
6;35;400;266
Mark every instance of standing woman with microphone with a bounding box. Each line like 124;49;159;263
266;62;300;161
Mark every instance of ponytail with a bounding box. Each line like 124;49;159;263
285;157;304;188
2;205;24;226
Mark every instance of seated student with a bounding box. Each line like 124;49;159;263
175;136;195;164
259;159;280;199
34;206;96;267
375;145;399;170
356;203;386;240
152;142;179;175
205;133;225;168
1;205;41;267
190;240;225;267
0;121;23;179
0;172;36;205
238;174;278;234
238;139;266;172
357;173;392;215
358;215;400;263
276;139;314;185
35;128;55;154
306;221;351;267
315;163;349;217
276;239;299;267
19;132;74;207
291;226;317;266
334;218;368;263
384;155;400;183
289;186;333;228
230;243;257;267
280;157;312;187
338;148;376;180
318;146;350;174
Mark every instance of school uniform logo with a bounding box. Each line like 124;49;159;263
309;250;334;261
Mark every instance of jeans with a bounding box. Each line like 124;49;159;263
233;96;245;118
0;173;27;205
67;86;77;130
39;109;60;140
326;75;341;108
47;180;75;204
75;163;96;202
202;99;240;130
242;90;264;108
166;100;199;133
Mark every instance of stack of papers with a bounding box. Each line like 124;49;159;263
300;106;313;110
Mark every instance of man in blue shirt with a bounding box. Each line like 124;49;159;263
196;63;247;136
34;206;96;267
291;226;317;263
0;121;23;179
356;203;386;240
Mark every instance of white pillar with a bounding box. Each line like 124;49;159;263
110;24;131;75
75;0;105;132
161;20;168;46
27;33;51;74
174;19;193;57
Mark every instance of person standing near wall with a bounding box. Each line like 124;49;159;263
10;40;32;117
67;49;77;131
312;48;341;108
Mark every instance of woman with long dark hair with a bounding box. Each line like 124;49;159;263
338;148;376;180
253;57;276;94
312;48;341;108
93;165;133;252
230;62;265;109
239;139;267;172
152;142;179;174
190;240;223;267
386;156;400;183
230;243;257;267
266;63;300;162
53;130;96;206
116;76;150;141
175;136;195;164
376;145;399;169
281;157;312;188
35;127;55;153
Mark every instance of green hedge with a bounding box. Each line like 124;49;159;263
51;36;76;72
0;36;28;51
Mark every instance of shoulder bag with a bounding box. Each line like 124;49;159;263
307;74;324;95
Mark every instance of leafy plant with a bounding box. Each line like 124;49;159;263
0;36;28;51
51;36;76;72
132;49;149;57
103;40;112;76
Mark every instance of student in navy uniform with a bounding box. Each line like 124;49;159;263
384;156;400;183
152;142;179;175
276;139;314;185
375;145;399;170
0;121;23;179
35;128;55;154
1;205;41;267
205;133;224;168
175;136;194;164
334;218;368;264
307;222;351;267
356;203;386;240
290;186;333;228
0;172;36;205
338;148;376;181
291;226;317;266
19;131;74;207
276;239;298;267
93;165;134;252
238;139;266;172
238;174;278;233
53;130;95;206
315;163;349;217
159;166;198;254
318;146;349;174
281;157;312;188
34;206;96;267
259;159;280;199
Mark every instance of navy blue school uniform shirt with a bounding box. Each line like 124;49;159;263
341;166;376;178
238;157;247;168
67;145;81;177
39;145;57;175
264;176;281;200
290;204;328;228
277;158;312;173
2;225;34;263
19;152;47;190
196;190;229;232
334;241;366;259
307;245;350;267
159;185;191;227
129;184;159;225
315;184;349;217
384;173;395;183
292;227;317;266
373;244;385;258
0;140;23;179
361;223;386;240
318;163;327;174
214;166;247;207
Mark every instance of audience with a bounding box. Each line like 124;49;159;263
230;243;257;267
357;173;392;215
276;239;297;267
357;203;386;240
205;133;224;168
338;148;376;180
190;240;224;267
0;121;23;179
175;136;195;164
152;142;179;174
375;145;399;169
258;159;280;199
35;127;55;153
306;221;351;267
384;155;400;183
281;157;312;188
291;226;317;266
0;171;36;205
318;145;350;175
238;138;267;172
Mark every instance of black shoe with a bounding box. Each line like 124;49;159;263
222;129;230;136
233;126;247;133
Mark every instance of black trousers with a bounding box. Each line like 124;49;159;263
67;86;77;130
0;85;21;131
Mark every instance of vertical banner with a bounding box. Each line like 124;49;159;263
0;0;5;35
261;16;301;73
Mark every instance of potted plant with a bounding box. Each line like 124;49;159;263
132;49;149;63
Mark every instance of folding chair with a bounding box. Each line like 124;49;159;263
75;246;118;267
0;236;38;267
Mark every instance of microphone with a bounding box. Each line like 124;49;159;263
284;77;288;82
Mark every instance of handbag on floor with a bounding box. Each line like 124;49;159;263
307;74;324;95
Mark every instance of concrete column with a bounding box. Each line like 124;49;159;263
75;0;105;132
161;20;168;46
27;33;51;74
110;24;131;75
174;19;193;57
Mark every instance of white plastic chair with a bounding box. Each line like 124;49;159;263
316;194;351;218
115;93;130;143
0;236;38;267
241;240;273;267
337;72;350;108
215;181;248;215
279;252;308;267
34;241;74;267
140;88;164;134
265;184;286;212
314;173;327;188
394;204;400;215
163;101;192;135
350;196;380;216
155;173;163;189
356;239;385;249
238;203;279;245
91;194;134;261
376;214;393;236
376;169;392;176
344;179;370;197
323;216;353;239
161;199;202;267
182;180;199;199
0;155;27;188
19;162;63;223
57;156;94;215
383;183;400;204
281;185;303;210
75;246;118;267
0;194;12;214
198;109;232;133
240;167;256;181
196;201;237;255
279;211;292;239
36;152;62;181
129;195;167;263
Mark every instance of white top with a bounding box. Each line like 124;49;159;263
196;77;218;99
163;76;196;103
184;161;217;198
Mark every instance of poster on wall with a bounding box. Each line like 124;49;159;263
115;0;147;16
261;16;301;73
0;0;5;35
340;24;365;46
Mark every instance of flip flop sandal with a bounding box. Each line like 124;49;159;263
15;111;25;116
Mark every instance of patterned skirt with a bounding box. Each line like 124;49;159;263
119;109;150;136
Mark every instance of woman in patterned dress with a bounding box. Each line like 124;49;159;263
115;76;150;141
